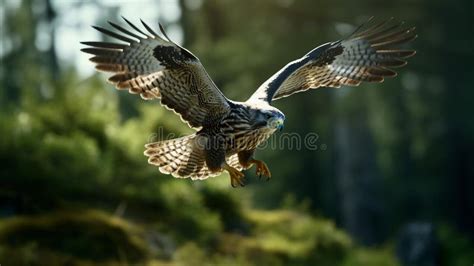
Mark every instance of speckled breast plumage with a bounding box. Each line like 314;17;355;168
218;105;277;154
225;127;275;154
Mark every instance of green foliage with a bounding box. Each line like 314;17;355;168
0;210;149;265
173;242;207;265
438;224;474;266
342;247;400;266
0;207;401;266
242;210;351;265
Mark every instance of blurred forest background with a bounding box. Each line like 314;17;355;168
1;0;474;265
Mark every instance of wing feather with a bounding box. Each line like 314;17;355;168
81;18;230;129
249;18;416;103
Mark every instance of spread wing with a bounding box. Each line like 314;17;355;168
81;17;230;129
249;18;417;103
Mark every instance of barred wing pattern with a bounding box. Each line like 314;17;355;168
144;134;245;180
250;18;417;103
81;17;230;129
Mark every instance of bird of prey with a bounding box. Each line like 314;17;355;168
81;17;416;187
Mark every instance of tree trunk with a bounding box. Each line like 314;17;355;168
334;93;385;245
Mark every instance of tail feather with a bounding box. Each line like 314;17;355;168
145;134;201;178
145;134;244;180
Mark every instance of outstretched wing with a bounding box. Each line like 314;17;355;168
81;17;230;129
249;18;417;103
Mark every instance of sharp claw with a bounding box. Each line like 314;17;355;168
249;159;273;182
226;164;245;188
239;178;245;187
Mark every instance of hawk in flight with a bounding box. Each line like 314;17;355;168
82;17;416;187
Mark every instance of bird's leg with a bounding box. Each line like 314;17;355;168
203;135;244;188
223;163;245;188
249;159;272;181
237;150;272;181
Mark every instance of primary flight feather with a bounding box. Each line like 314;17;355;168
81;17;416;187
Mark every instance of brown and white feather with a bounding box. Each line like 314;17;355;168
250;18;417;102
144;134;244;180
81;18;230;129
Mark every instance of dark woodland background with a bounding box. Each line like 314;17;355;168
1;0;474;265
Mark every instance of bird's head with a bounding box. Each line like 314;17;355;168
252;106;285;132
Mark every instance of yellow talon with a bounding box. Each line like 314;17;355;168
250;159;271;180
224;163;245;187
